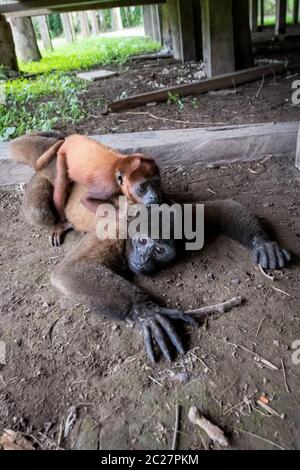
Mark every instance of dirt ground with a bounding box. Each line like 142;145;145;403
0;153;300;450
56;49;300;136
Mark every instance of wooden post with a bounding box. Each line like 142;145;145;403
250;0;258;32
293;0;299;23
201;0;235;77
142;5;162;43
193;0;203;61
0;14;18;70
9;16;41;62
78;11;90;37
260;0;265;27
37;15;52;51
90;11;100;35
275;0;287;35
111;8;123;31
161;3;172;50
296;124;300;171
61;12;75;42
233;0;254;70
167;0;197;62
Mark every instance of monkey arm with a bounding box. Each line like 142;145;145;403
203;199;291;269
51;233;196;362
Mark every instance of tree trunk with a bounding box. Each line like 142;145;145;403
37;15;52;51
111;8;123;31
90;11;100;35
10;16;41;62
0;14;18;70
61;12;75;42
78;11;90;38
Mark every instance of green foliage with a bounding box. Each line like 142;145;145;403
168;92;184;110
19;36;160;74
0;73;86;141
120;6;143;28
48;13;63;39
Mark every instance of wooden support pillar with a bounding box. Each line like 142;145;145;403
0;14;18;70
167;0;197;62
250;0;258;32
142;5;162;44
293;0;299;23
275;0;287;35
201;0;235;77
61;12;75;42
160;3;172;50
111;8;123;31
78;11;90;37
193;0;203;61
233;0;254;70
37;15;52;51
260;0;265;27
90;11;100;35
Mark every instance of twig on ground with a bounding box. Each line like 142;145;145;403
258;264;275;281
271;286;292;297
256;400;284;419
256;74;265;98
234;428;286;450
148;376;163;387
124;111;225;126
188;351;212;373
281;358;290;393
172;404;180;450
188;406;229;447
223;340;278;370
186;296;243;321
256;316;266;337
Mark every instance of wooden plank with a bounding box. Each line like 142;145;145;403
1;122;298;186
1;0;166;15
275;0;287;35
109;63;285;112
296;123;300;170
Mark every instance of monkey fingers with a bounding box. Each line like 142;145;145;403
50;222;73;247
160;308;198;326
251;240;291;270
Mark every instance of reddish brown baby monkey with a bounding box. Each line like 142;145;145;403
35;134;162;220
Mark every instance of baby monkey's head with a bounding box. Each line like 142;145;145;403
116;154;162;206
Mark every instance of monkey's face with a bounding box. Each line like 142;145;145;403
117;155;162;206
126;235;177;275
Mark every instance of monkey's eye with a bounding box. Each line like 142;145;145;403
138;238;147;246
137;184;146;195
155;246;165;254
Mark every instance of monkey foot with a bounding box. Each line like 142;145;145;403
133;303;198;363
50;222;74;247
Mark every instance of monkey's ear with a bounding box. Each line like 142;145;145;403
116;169;124;186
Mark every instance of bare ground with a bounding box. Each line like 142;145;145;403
0;154;300;450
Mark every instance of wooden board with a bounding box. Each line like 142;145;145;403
296;123;300;171
109;64;285;112
0;122;298;186
77;70;117;81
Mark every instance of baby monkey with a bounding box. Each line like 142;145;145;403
35;134;162;220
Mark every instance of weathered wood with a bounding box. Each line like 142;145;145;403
250;0;258;32
1;0;166;15
201;0;235;77
109;63;285;112
1;122;298;186
142;5;162;43
78;10;90;37
9;16;41;62
296;124;300;170
89;10;100;35
233;0;254;70
0;14;18;70
275;0;287;35
111;8;122;30
37;15;52;50
167;0;197;61
294;0;299;24
77;69;117;81
192;0;203;61
61;12;75;41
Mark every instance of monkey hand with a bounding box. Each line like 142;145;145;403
251;237;291;270
50;221;74;247
131;301;197;362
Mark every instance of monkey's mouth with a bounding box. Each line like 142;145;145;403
128;261;156;276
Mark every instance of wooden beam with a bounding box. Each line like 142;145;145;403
61;12;76;41
1;122;298;186
109;63;285;112
275;0;287;35
1;0;166;15
201;0;235;77
37;15;53;50
296;124;300;170
250;0;258;32
233;0;254;70
293;0;299;24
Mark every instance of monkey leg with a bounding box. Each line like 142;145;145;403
51;234;197;362
203;199;291;269
22;173;73;247
52;149;70;223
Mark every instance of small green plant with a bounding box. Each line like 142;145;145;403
192;97;199;109
0;73;86;141
167;92;184;110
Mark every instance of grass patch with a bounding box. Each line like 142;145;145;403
20;36;160;74
0;73;86;141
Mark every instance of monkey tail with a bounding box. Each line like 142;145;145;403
35;139;65;171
